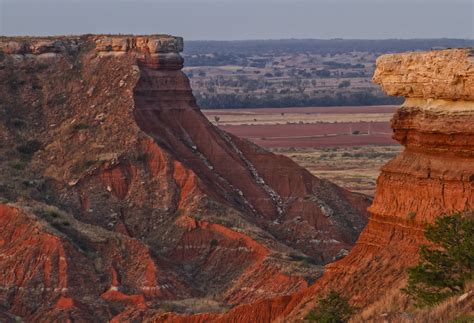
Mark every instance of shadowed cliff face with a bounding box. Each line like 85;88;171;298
0;35;370;321
157;49;473;323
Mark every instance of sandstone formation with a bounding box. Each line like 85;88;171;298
0;35;369;321
373;49;474;101
150;48;474;322
313;49;474;318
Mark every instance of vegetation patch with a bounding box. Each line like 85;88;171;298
11;118;26;129
10;160;28;170
403;212;474;307
452;314;474;323
305;291;356;322
16;140;42;155
70;122;90;132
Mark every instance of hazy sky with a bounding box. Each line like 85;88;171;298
0;0;473;40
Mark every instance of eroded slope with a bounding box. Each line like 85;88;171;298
152;48;474;323
0;35;369;321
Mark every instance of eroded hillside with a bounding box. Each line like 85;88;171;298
0;35;370;321
151;49;474;322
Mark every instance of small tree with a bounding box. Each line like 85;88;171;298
338;80;351;88
403;212;474;307
214;116;220;124
305;291;355;322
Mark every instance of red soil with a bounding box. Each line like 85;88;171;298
220;122;396;148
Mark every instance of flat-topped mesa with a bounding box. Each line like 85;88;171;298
0;35;370;321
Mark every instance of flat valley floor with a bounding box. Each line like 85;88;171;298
203;105;402;196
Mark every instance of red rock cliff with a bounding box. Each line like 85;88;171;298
0;35;369;321
317;48;474;307
152;48;474;322
301;50;474;321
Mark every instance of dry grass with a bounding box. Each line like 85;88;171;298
351;281;474;323
272;146;402;196
162;297;230;314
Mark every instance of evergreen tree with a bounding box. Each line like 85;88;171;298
305;291;355;323
403;212;474;307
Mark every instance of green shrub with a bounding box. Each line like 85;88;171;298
160;303;174;312
16;140;42;155
70;123;90;132
49;211;59;218
10;160;27;170
36;63;49;71
305;291;355;322
338;80;351;88
403;212;474;307
85;160;96;167
131;151;147;162
11;118;26;128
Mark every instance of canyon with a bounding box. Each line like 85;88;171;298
153;49;474;322
0;35;472;322
0;35;369;321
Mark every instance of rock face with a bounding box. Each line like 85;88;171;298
373;49;474;101
151;48;474;322
0;35;369;321
310;49;474;316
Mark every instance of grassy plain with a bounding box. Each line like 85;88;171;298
272;146;402;196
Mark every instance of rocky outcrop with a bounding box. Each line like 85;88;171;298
0;35;369;321
373;49;474;100
152;48;474;322
310;48;474;316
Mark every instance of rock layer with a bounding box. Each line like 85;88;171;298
0;35;369;321
312;49;474;314
151;48;474;322
373;48;474;100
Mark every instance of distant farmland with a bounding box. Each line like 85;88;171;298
204;105;397;148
